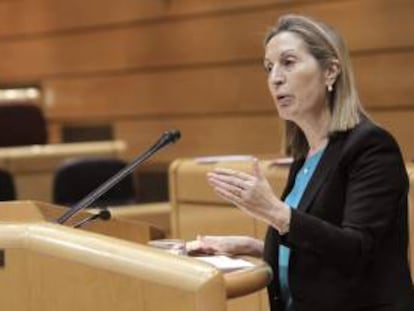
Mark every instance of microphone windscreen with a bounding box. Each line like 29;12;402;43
165;129;181;143
99;210;111;220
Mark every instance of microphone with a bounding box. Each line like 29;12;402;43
54;129;181;224
73;209;111;228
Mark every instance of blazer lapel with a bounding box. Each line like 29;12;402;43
297;136;343;213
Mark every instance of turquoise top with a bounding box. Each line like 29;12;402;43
278;148;325;310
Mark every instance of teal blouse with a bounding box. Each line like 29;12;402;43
278;148;325;310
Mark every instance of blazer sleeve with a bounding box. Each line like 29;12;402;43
285;125;409;270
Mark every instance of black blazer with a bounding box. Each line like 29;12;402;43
264;120;414;311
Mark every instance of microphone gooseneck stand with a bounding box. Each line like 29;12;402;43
54;130;181;225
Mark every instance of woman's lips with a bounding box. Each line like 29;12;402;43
276;94;293;106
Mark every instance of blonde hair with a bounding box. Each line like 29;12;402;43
264;14;368;158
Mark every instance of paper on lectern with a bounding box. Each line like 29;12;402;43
194;255;255;272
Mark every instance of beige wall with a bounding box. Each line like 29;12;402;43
0;0;412;161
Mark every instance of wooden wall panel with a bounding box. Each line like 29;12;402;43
42;51;414;120
0;0;413;80
370;109;414;159
0;0;330;36
44;63;272;119
113;115;283;161
355;51;414;109
0;31;130;79
0;13;269;79
311;0;414;51
112;109;414;161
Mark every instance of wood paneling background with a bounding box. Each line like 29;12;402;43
0;0;412;162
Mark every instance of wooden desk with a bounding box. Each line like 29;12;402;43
107;202;171;237
0;141;126;202
223;257;272;299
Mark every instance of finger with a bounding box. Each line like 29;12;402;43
213;168;254;181
209;176;242;197
208;172;248;190
253;158;263;179
209;177;243;201
214;186;243;205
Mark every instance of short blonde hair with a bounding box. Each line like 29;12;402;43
265;14;367;158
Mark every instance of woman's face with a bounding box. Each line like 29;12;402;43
264;31;329;123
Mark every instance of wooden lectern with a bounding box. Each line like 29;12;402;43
0;201;227;311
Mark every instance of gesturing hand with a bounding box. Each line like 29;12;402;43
207;159;290;230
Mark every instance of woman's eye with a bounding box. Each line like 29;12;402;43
282;58;295;68
264;63;273;73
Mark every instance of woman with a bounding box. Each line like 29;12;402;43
189;15;414;310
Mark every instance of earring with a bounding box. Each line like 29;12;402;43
328;84;333;92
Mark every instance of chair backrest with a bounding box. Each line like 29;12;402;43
53;157;136;207
0;169;15;201
0;103;47;147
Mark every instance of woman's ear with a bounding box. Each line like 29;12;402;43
325;59;341;89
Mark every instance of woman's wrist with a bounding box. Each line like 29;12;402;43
225;236;263;257
238;236;264;257
268;201;291;235
277;205;291;235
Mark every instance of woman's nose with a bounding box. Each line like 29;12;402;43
269;67;285;87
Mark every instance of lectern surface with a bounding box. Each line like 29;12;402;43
0;201;227;311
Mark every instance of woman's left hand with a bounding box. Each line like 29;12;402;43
207;159;290;228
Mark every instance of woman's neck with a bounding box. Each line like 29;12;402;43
307;137;328;157
298;109;331;156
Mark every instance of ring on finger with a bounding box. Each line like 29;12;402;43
235;180;245;190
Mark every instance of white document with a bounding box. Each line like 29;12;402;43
194;255;255;272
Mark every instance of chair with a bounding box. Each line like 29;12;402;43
0;169;15;201
0;103;47;147
53;157;136;207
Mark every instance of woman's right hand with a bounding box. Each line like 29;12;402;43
186;235;263;257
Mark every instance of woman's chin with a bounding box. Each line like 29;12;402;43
276;109;296;121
